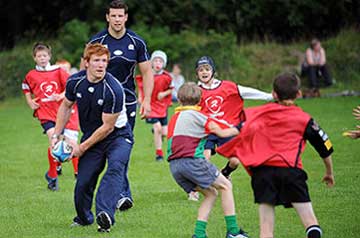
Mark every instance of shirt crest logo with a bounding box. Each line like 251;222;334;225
88;87;94;93
205;96;224;114
97;99;104;106
128;44;135;50
114;50;123;56
76;93;82;98
40;81;58;98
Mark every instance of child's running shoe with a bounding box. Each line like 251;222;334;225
155;155;164;161
188;191;200;201
226;228;249;238
45;172;58;191
56;165;62;175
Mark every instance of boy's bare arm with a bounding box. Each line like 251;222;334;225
158;88;173;100
24;92;39;110
322;156;335;187
208;121;239;138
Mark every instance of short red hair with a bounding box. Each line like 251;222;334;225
83;43;110;62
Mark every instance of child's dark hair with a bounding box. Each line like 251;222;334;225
177;82;202;106
273;73;301;100
107;0;128;14
32;42;51;57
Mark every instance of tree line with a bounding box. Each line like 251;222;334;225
1;0;359;49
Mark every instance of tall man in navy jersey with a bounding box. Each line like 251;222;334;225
89;0;153;127
51;43;133;232
88;0;153;211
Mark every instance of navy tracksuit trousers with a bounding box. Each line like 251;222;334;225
73;132;133;225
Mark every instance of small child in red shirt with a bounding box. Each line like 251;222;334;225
196;56;272;177
137;50;173;161
217;73;334;238
22;43;79;191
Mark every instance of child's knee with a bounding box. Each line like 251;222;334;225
229;157;240;167
203;186;218;197
217;175;232;191
153;123;162;133
161;126;168;136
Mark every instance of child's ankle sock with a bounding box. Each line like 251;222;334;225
194;220;207;238
306;225;322;238
221;162;237;177
225;215;239;234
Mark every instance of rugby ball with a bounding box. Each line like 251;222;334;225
51;140;73;163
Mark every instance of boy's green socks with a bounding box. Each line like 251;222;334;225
225;215;239;234
194;220;207;238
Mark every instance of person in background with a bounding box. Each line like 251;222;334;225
138;50;173;161
301;38;333;97
88;0;154;211
344;105;360;139
170;63;185;102
22;43;79;191
56;59;72;74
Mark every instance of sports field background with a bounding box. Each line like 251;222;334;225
0;97;359;237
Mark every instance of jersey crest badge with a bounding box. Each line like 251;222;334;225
40;81;58;98
128;44;135;50
114;50;123;56
205;96;224;114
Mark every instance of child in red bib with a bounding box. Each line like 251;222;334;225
217;73;335;238
22;43;79;191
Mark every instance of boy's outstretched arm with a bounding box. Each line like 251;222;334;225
208;121;239;138
238;85;273;101
322;156;335;187
304;118;335;187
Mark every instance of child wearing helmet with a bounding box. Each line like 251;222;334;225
196;56;273;177
136;50;173;161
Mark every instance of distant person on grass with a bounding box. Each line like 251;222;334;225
217;73;335;238
170;63;185;102
22;42;79;191
88;0;154;211
51;43;133;232
344;105;360;139
301;38;333;97
136;50;173;161
167;82;249;238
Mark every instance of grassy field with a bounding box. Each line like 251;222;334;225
0;96;359;238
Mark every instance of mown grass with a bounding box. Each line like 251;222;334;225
0;96;359;237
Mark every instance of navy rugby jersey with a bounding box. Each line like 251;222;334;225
65;70;129;141
89;29;150;104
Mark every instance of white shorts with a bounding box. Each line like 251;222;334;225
63;129;79;142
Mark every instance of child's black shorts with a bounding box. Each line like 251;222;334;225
250;166;311;208
145;117;168;126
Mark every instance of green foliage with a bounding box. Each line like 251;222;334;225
132;24;240;81
324;29;360;87
0;97;359;237
56;19;90;66
0;45;34;100
0;24;359;101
